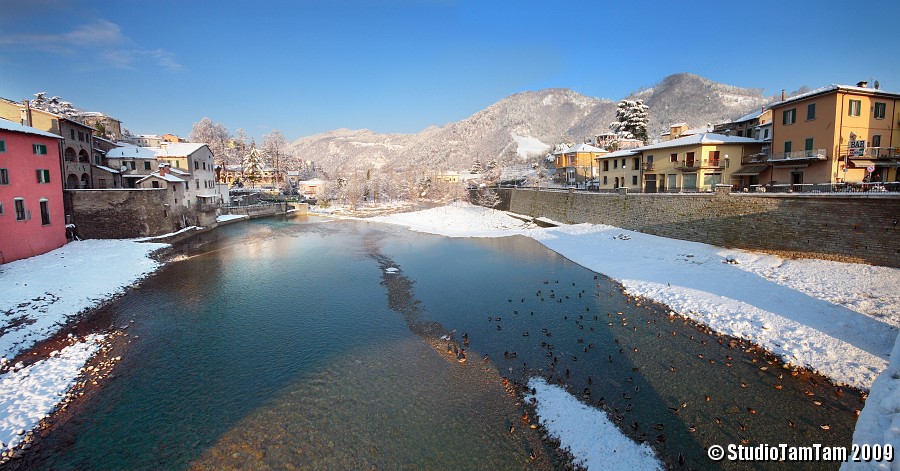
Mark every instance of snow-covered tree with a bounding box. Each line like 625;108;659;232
30;92;80;118
189;117;231;166
475;187;500;208
470;158;484;174
244;144;264;188
262;129;288;182
609;99;649;143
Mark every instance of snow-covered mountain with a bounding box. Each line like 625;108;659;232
288;73;782;174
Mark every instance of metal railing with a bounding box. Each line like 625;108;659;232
739;182;900;193
840;146;900;160
768;149;827;161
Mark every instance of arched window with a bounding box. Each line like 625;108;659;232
80;173;91;189
65;148;76;162
66;174;79;189
78;149;90;163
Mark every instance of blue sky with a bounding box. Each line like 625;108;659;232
1;0;898;143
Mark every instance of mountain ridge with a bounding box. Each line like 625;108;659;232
288;73;788;175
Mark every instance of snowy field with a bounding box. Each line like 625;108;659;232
373;202;900;469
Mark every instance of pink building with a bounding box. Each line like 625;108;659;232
0;119;67;264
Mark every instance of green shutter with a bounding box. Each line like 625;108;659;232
785;141;792;153
805;138;814;151
0;140;5;152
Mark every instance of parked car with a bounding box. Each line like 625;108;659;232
298;195;318;205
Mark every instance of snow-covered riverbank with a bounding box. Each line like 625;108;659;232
0;239;166;456
372;202;900;469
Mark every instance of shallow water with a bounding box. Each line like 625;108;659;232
24;216;862;470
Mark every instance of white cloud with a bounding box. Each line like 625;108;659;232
0;18;184;72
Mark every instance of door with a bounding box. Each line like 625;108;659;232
683;174;698;190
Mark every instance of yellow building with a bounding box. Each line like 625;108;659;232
595;149;641;191
770;82;900;185
636;133;763;192
553;143;607;187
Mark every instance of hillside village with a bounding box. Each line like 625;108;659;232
1;78;899;266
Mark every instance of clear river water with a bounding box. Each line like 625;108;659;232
22;215;863;470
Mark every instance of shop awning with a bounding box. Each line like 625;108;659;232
731;164;768;176
850;159;900;167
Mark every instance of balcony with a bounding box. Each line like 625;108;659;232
642;162;655;171
841;146;900;160
767;149;827;162
703;158;724;168
743;153;770;164
676;160;699;171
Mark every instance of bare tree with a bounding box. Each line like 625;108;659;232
262;129;287;185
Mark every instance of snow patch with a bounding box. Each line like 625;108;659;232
511;132;550;159
0;335;104;450
526;377;663;470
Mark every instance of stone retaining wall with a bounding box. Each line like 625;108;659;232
509;189;900;267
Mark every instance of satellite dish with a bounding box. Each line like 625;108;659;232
874;80;880;90
120;165;128;172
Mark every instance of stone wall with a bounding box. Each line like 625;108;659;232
509;189;900;267
65;189;214;239
220;202;288;218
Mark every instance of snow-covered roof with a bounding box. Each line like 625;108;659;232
669;122;688;127
732;109;764;123
197;194;219;198
637;133;763;152
151;142;209;157
0;118;63;139
773;84;900;108
596;149;640;159
298;179;326;185
563;143;606;154
137;172;185;184
106;146;158;159
93;165;120;174
167;167;190;176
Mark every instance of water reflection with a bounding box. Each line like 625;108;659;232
22;218;863;471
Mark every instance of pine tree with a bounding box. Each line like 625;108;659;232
609;99;649;143
244;145;264;188
471;158;484;174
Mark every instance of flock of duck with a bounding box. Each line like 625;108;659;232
440;274;863;469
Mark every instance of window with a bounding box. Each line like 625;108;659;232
784;141;792;153
709;150;720;164
40;200;50;225
874;102;886;119
603;176;607;184
872;135;882;147
613;159;618;169
807;103;816;120
849;100;862;116
805;138;814;151
632;175;638;185
603;160;608;171
98;178;107;188
0;168;8;185
783;108;796;125
686;152;695;165
194;161;199;170
0;202;3;215
14;198;25;221
70;129;75;139
152;181;160;188
670;153;677;162
33;144;48;155
36;169;50;183
0;139;5;152
763;129;770;139
129;162;136;170
144;161;151;170
621;158;626;167
78;131;84;142
633;158;640;170
202;162;207;170
196;180;200;189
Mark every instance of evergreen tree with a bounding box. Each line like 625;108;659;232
470;158;484;174
244;145;264;188
609;99;649;143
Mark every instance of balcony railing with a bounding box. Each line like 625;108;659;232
742;153;770;164
841;146;900;160
768;149;827;161
676;160;698;170
704;158;724;168
642;162;655;171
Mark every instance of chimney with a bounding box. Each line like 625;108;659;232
856;81;868;88
781;89;785;101
159;164;168;176
21;100;33;127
